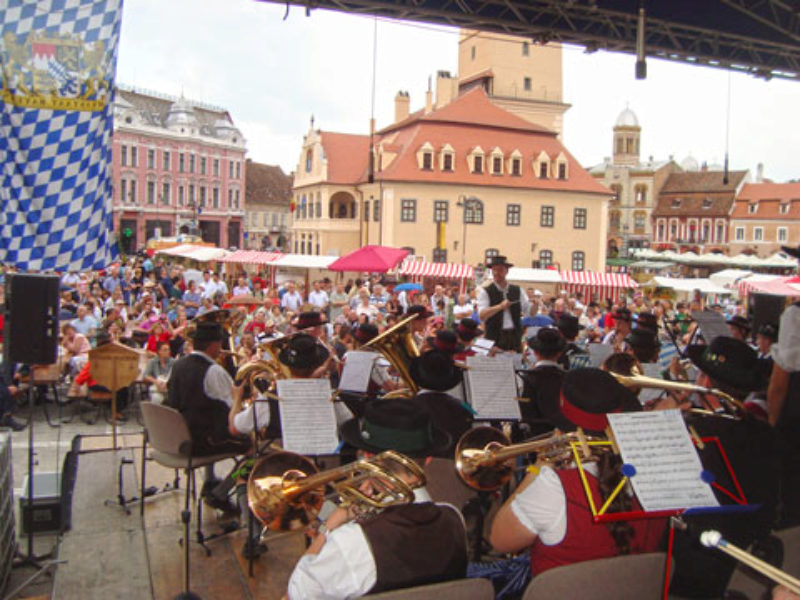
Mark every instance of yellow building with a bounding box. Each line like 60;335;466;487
729;182;800;256
291;88;610;271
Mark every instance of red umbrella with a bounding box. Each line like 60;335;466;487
328;245;409;273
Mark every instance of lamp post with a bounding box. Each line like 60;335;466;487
456;195;481;264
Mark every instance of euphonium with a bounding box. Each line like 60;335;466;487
234;359;282;403
247;450;425;531
257;334;294;379
362;314;420;395
608;371;744;417
455;426;606;491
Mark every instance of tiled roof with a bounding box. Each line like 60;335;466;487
245;161;292;207
319;132;371;185
651;194;735;218
731;182;800;219
660;170;748;194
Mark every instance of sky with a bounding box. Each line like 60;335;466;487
117;0;800;182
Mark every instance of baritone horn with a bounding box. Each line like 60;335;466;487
362;314;420;395
455;426;606;491
247;450;425;531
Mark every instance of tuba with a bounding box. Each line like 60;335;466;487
455;426;607;491
362;314;420;395
247;450;425;531
187;308;242;368
257;334;295;380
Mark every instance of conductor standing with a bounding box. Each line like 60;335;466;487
477;255;529;352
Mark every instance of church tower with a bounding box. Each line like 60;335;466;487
612;107;641;167
457;29;570;138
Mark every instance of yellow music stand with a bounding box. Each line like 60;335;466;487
88;342;141;449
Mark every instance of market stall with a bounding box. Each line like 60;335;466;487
650;276;732;301
506;267;562;297
155;243;229;264
559;270;637;303
398;260;475;294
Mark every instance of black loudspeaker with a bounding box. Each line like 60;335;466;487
748;292;785;338
3;274;60;365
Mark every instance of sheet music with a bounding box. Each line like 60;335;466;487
692;310;729;344
339;351;378;393
471;338;495;356
588;343;613;368
607;410;719;512
277;379;339;455
464;355;521;420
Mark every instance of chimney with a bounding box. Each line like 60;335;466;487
756;162;764;182
394;91;410;123
435;70;457;109
425;75;433;113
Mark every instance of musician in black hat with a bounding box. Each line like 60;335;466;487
625;328;661;364
405;304;434;348
601;307;632;351
453;318;483;361
489;369;665;577
287;397;468;599
477;255;530;352
518;328;566;437
555;313;587;370
726;314;751;343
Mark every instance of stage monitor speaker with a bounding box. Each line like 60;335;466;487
748;292;785;338
3;273;60;365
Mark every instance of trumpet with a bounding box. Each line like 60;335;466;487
247;450;425;531
455;426;606;491
608;371;744;417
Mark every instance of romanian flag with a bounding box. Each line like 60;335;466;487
290;196;297;213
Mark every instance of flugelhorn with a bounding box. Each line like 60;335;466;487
608;371;744;417
247;450;425;531
455;426;606;491
363;314;421;395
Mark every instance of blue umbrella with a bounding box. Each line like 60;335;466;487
394;282;423;292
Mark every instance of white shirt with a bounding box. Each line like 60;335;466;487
476;282;531;330
282;291;303;311
308;290;330;309
287;489;436;600
199;279;218;299
772;303;800;372
453;302;474;320
232;395;271;434
510;463;599;546
191;351;234;407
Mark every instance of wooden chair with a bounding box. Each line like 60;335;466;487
140;403;241;598
364;578;494;599
522;552;671;600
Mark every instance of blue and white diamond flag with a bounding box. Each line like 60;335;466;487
0;0;123;271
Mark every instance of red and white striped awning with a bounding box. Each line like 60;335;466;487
559;270;638;302
399;261;474;279
156;244;229;262
219;250;283;265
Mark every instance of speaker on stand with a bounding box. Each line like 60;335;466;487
4;273;63;593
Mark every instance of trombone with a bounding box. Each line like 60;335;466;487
247;449;425;531
455;426;607;491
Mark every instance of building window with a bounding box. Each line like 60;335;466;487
315;201;321;218
573;208;587;229
147;149;155;169
539;161;548;179
119;179;127;203
506;204;521;226
778;227;788;242
635;186;647;204
610;184;621;205
179;153;185;173
716;222;724;242
161;183;170;205
485;248;499;262
634;212;646;232
464;199;484;224
671;198;681;208
178;185;184;206
212;187;219;209
229;161;234;178
701;222;710;242
363;200;370;222
522;41;529;56
234;190;240;210
146;181;155;205
735;227;745;241
432;248;447;263
130;146;138;167
557;162;567;180
213;158;219;177
473;155;483;174
523;77;531;91
539;249;553;268
401;199;417;222
670;222;678;240
199;186;206;208
422;152;433;170
442;153;454;171
121;145;128;167
609;210;621;232
305;149;313;173
541;205;555;228
434;200;448;223
373;198;381;222
189;153;195;174
163;151;170;171
572;251;585;271
511;158;522;176
748;203;757;214
129;180;137;204
657;222;665;241
492;155;503;175
753;227;764;241
200;157;206;175
236;161;241;179
702;197;713;210
780;203;790;214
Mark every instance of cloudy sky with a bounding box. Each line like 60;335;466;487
117;0;800;182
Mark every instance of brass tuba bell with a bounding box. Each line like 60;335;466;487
362;314;421;395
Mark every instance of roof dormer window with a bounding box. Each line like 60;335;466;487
555;153;568;180
416;142;435;171
748;203;758;214
780;202;790;214
490;147;504;175
440;144;455;172
535;151;550;179
702;197;712;209
469;146;485;174
671;198;681;208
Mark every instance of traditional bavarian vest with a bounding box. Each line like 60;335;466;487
360;502;467;594
484;283;522;341
529;469;666;576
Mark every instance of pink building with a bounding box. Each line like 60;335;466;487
111;85;246;252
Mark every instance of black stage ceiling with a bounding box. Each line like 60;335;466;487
257;0;800;81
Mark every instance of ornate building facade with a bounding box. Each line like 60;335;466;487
111;85;247;253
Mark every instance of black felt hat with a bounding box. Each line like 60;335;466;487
552;368;638;434
635;312;659;333
406;304;434;320
626;328;660;351
277;333;330;370
726;315;751;333
556;314;584;339
455;318;483;341
757;323;778;341
293;311;326;330
340;397;451;457
612;307;633;322
354;322;379;345
409;350;463;391
486;255;513;268
686;336;766;392
432;329;461;354
528;327;567;355
191;321;224;343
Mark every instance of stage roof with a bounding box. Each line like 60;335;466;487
258;0;800;81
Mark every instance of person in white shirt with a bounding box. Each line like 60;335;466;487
232;276;251;297
308;280;330;313
286;397;467;599
477;255;530;352
281;281;304;313
452;293;474;321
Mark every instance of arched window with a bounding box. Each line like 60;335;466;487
571;251;585;271
305;149;313;173
634;185;647;204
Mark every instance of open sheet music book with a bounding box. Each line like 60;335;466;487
464;354;521;420
339;350;378;393
277;378;339;455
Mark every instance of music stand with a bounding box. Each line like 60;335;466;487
88;342;140;449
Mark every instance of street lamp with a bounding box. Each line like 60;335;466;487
456;196;481;264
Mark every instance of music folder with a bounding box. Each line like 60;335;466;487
463;354;521;421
